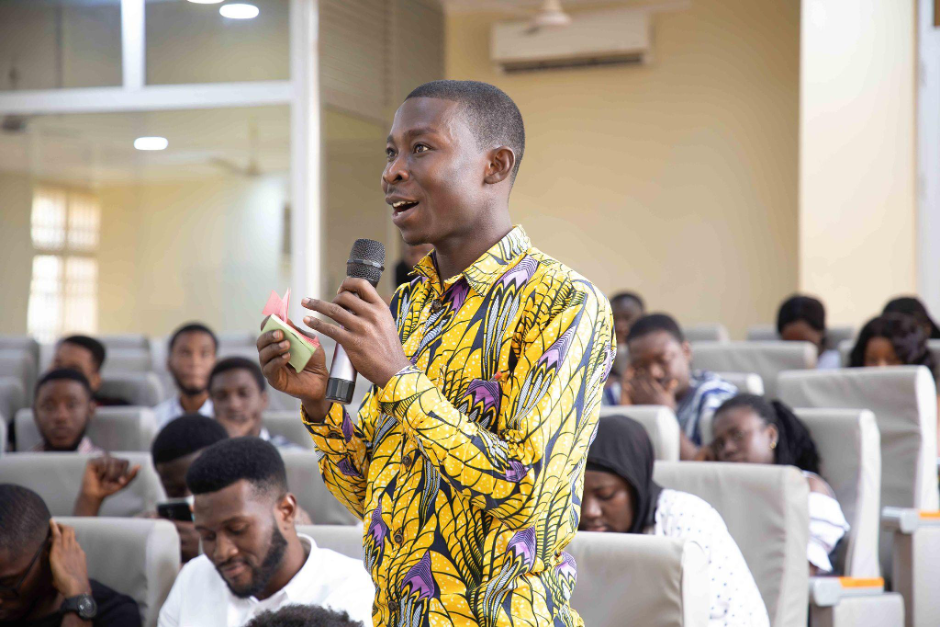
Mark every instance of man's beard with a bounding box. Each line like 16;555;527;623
218;524;288;599
172;373;206;397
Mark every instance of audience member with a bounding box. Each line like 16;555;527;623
613;313;737;459
610;291;645;347
51;335;130;406
883;296;941;340
580;416;768;627
776;295;841;369
71;414;228;563
154;323;217;428
157;438;373;627
209;357;303;451
710;394;849;575
244;604;361;627
0;484;141;626
849;313;937;378
32;369;103;454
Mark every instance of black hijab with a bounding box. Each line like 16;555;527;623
586;415;663;534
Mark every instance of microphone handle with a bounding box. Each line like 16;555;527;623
324;274;382;404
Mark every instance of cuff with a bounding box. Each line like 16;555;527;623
300;402;346;437
377;365;438;428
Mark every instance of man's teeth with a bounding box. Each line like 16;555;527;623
393;201;415;209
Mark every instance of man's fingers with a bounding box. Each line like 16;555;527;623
338;277;384;305
256;327;284;352
304;316;348;345
123;465;141;485
50;519;61;541
303;299;358;330
259;340;291;366
332;290;371;316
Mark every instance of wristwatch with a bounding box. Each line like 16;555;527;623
61;594;98;620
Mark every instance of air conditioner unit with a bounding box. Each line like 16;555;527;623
491;7;653;73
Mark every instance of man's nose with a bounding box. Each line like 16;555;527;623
382;156;409;185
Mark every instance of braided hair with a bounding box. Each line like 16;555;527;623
715;394;820;473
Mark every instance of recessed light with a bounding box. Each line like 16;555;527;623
186;0;224;4
134;137;168;151
220;3;259;19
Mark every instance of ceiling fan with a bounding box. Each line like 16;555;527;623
525;0;572;34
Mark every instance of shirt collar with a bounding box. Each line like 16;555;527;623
277;534;319;603
412;225;531;295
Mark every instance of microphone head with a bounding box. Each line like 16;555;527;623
347;238;386;285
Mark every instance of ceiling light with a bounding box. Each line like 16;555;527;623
134;137;168;151
186;0;224;4
220;3;259;19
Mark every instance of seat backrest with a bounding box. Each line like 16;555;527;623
267;388;302;412
0;349;37;399
778;366;939;574
57;517;180;627
599;405;680;461
747;326;854;351
0;417;6;456
683;323;730;343
263;411;316;450
99;373;165;407
795;408;881;578
280;451;361;525
0;376;25;425
714;371;765;396
691;341;816;398
15;406;159;452
0;451;165;516
217;331;257;349
827;326;856;351
653;461;809;627
929;340;940;373
296;524;365;560
100;334;151;351
0;336;40;367
838;339;854;366
101;348;153;374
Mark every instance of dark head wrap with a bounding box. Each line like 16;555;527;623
586;415;663;534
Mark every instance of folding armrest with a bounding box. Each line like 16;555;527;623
882;508;940;627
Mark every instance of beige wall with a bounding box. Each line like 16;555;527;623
799;0;917;329
445;0;801;338
0;173;34;335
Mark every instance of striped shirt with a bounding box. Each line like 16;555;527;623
676;370;737;445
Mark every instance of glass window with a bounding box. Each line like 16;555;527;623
145;0;289;85
0;0;122;91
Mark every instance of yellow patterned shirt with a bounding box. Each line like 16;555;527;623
304;226;615;627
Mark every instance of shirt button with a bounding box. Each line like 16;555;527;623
431;300;443;313
393;532;404;545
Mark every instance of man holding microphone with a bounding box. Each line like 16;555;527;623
257;81;614;627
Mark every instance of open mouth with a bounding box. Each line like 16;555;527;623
392;200;419;214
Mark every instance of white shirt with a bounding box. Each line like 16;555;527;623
154;396;214;429
648;489;770;627
158;533;374;627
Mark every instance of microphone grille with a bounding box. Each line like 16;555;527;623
347;238;386;284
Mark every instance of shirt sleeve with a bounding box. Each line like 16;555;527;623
375;282;614;531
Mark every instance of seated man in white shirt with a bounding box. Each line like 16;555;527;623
209;357;303;451
158;437;374;627
154;323;218;428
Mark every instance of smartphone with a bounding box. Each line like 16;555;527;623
157;499;193;522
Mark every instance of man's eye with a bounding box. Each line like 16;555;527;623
385;148;395;161
413;144;429;154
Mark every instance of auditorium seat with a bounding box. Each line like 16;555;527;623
691;341;816;398
599;405;680;461
279;451;361;526
100;348;154;375
15;406;159;452
778;366;939;577
263;411;316;450
99;372;165;407
0;418;6;456
883;510;939;627
0;452;165;516
653;461;809;627
99;334;150;351
217;330;257;350
929;340;939;371
0;376;25;427
0;335;40;368
296;525;711;627
57;516;180;627
838;339;854;366
683;323;730;343
747;325;855;350
0;348;38;400
796;408;881;578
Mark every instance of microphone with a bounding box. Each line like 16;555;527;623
325;238;386;404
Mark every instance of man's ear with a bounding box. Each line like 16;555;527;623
681;341;693;362
275;493;298;528
89;371;102;394
483;146;516;185
260;390;269;411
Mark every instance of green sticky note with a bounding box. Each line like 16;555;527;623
261;315;316;373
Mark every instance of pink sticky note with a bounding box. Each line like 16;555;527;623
262;289;320;348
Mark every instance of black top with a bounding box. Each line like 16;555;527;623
12;579;141;627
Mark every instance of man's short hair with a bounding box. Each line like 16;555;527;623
776;295;826;334
168;322;218;353
610;291;645;311
406;80;526;180
626;313;685;344
209;357;266;393
59;335;107;371
186;437;288;498
0;484;51;553
244;604;361;627
151;414;229;465
35;368;93;399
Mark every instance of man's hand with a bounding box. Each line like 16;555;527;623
173;520;201;563
302;277;411;389
257;320;331;420
49;521;92;598
73;457;140;516
621;368;678;409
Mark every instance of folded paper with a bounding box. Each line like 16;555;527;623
261;289;319;372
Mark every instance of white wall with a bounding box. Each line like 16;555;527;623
0;172;34;335
917;0;940;319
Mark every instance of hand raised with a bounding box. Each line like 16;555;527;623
257;320;331;417
48;521;91;597
80;456;139;501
